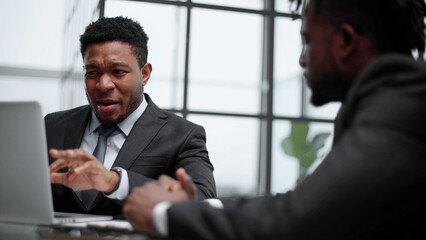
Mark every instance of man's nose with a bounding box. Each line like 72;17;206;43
97;74;115;91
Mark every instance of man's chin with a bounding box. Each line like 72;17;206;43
310;93;330;107
97;115;125;127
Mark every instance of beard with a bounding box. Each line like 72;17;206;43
307;65;349;106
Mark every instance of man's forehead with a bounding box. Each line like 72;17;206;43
300;4;313;32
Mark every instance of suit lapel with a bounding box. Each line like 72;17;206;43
61;106;92;211
63;106;91;150
113;95;167;169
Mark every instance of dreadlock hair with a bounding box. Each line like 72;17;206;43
80;16;149;68
301;0;426;56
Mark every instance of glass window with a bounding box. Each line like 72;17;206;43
193;0;263;10
0;76;61;117
105;0;186;110
0;0;65;70
276;0;303;14
274;17;303;117
188;8;263;114
187;114;260;197
271;120;334;194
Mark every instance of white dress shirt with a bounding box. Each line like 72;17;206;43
76;95;148;200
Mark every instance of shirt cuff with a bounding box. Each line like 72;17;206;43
204;198;224;209
153;201;171;237
152;199;223;237
104;167;129;200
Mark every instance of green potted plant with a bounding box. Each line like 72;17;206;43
281;122;330;183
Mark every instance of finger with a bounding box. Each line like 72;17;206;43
49;148;59;158
158;174;174;186
158;175;181;191
73;162;90;174
50;149;74;159
49;159;69;173
73;148;97;161
49;149;87;172
176;168;186;183
52;149;93;162
50;172;69;184
176;168;197;199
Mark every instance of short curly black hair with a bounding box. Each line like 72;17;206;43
80;16;149;68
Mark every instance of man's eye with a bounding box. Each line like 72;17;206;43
113;70;126;75
85;71;97;76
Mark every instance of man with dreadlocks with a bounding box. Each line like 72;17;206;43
123;0;426;238
45;16;216;217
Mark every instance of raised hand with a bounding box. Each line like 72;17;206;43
49;148;119;193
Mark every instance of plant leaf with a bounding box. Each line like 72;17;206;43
309;132;331;151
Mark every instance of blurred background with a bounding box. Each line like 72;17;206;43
0;0;340;197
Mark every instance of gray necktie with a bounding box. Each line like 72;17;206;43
81;125;119;210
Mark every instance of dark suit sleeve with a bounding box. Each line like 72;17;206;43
166;59;426;239
167;122;426;239
173;125;216;200
127;124;216;200
124;114;216;200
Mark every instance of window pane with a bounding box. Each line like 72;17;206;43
276;0;303;14
193;0;263;10
0;76;61;117
271;120;334;194
274;17;303;117
189;8;263;114
0;0;65;70
187;114;260;197
105;0;186;110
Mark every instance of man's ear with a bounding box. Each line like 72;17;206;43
141;63;152;86
332;23;360;62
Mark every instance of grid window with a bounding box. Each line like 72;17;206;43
100;0;334;197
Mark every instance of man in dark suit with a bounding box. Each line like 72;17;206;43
122;0;426;238
46;16;216;216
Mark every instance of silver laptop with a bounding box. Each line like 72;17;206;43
0;101;113;225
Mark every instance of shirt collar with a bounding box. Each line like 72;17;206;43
88;94;148;136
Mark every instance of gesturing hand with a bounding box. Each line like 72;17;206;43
123;179;191;234
158;168;197;200
49;148;119;193
123;168;197;234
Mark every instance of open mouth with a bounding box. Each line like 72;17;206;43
96;100;119;113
